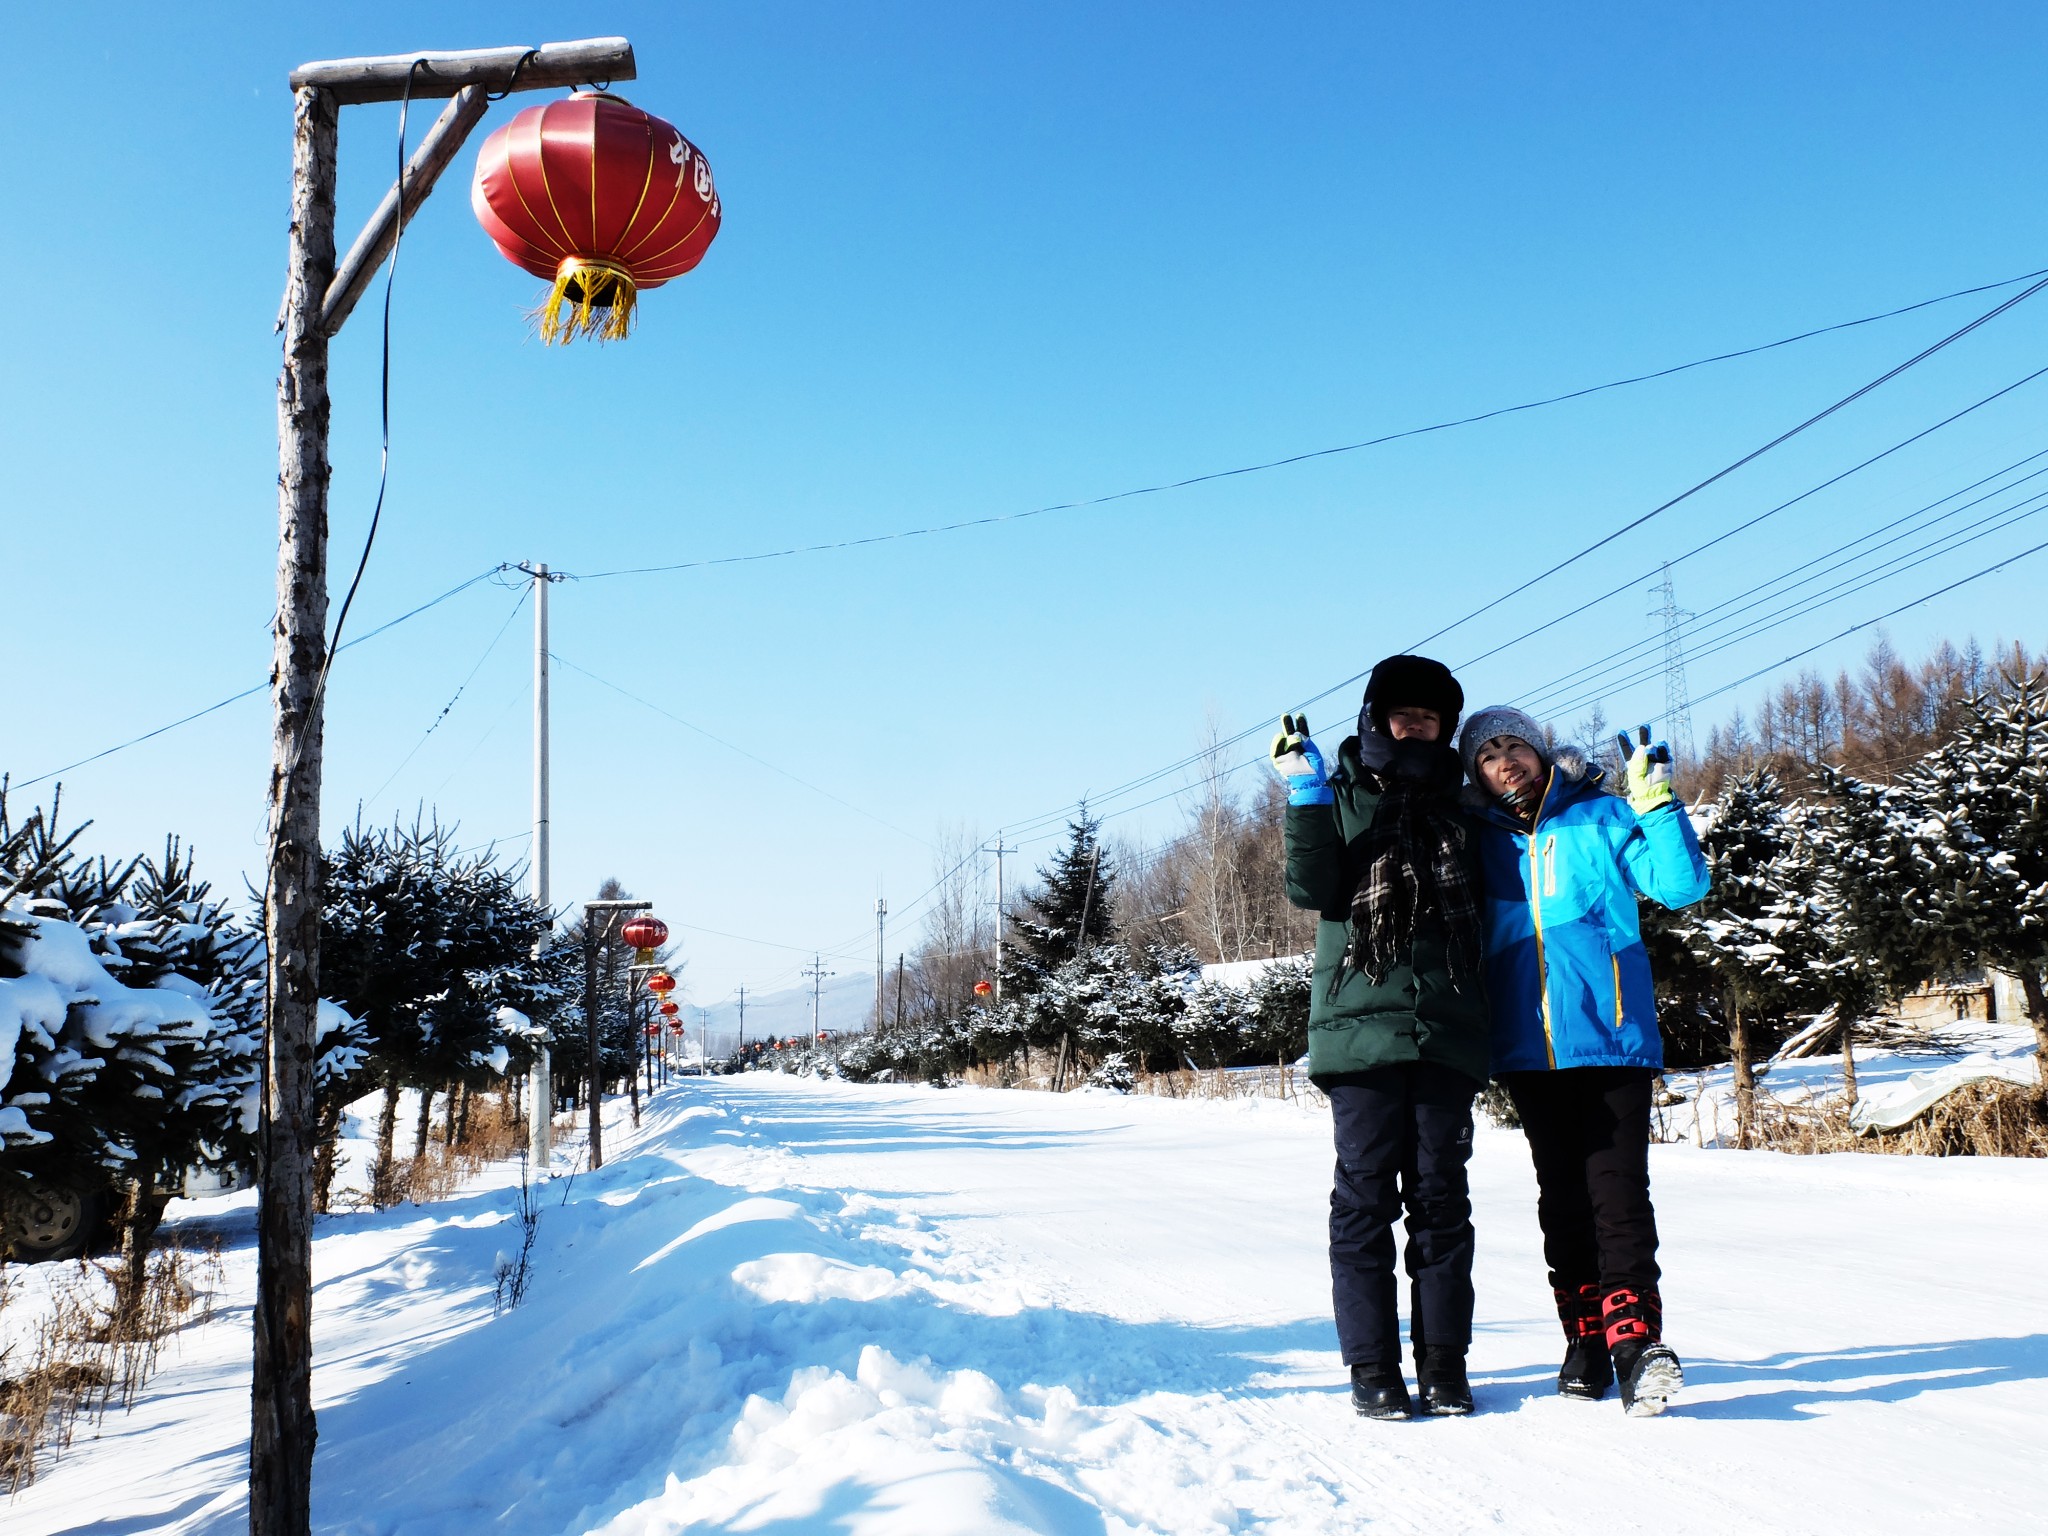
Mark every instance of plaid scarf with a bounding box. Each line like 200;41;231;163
1346;774;1483;987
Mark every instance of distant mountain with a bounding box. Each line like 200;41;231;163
675;970;878;1057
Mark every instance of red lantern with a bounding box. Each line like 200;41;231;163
645;1023;660;1037
973;980;993;998
472;92;722;344
659;1000;680;1017
621;916;669;955
646;971;677;996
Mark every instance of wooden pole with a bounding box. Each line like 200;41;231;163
288;37;635;105
253;80;337;1536
584;912;604;1170
319;85;488;336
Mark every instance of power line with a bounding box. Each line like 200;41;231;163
1518;452;2048;709
565;267;2048;583
997;344;2048;843
1682;536;2048;717
548;650;933;849
1404;271;2048;655
1448;370;2048;675
359;585;530;809
14;564;511;789
1538;492;2048;722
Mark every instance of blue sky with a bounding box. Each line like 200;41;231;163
5;2;2048;1001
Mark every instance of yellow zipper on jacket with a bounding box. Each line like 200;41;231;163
1528;771;1557;1069
1612;955;1625;1032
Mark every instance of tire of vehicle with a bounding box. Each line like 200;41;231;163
2;1179;108;1263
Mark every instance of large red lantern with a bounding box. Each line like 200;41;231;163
646;971;677;996
471;92;722;344
621;916;669;955
659;1000;680;1018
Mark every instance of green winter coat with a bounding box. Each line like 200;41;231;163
1284;738;1491;1087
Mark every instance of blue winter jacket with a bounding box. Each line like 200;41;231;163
1468;750;1710;1072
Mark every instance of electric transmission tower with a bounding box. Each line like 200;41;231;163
1651;563;1697;768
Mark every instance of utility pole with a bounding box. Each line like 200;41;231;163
582;897;649;1169
256;38;635;1536
1652;563;1698;772
874;896;888;1032
523;561;555;1171
895;953;905;1029
736;985;746;1051
803;954;835;1044
987;834;1014;1007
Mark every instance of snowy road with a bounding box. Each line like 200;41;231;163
14;1074;2045;1533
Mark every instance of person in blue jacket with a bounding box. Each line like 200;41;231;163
1456;705;1709;1418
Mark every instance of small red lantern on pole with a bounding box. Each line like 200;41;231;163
472;92;722;344
973;980;993;998
659;999;680;1018
646;971;677;997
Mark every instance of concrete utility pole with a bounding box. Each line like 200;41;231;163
736;985;746;1050
582;897;650;1169
987;835;1014;1007
523;561;555;1170
256;39;633;1536
874;896;888;1030
803;954;835;1044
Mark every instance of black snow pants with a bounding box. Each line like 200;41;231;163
1499;1067;1660;1297
1326;1062;1478;1367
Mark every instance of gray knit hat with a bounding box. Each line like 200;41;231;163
1458;705;1548;780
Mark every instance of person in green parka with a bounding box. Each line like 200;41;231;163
1272;654;1491;1420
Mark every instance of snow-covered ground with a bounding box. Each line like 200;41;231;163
8;1065;2046;1534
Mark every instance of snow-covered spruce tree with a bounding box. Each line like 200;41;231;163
0;795;258;1273
1015;940;1197;1083
1823;674;2048;1093
1172;978;1254;1071
108;840;264;1296
319;816;552;1203
1676;769;1827;1145
1243;955;1312;1068
1007;810;1116;1002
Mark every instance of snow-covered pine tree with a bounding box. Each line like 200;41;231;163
1;795;258;1267
1824;673;2048;1092
319;816;552;1202
1007;810;1116;1000
1243;955;1311;1069
1675;768;1829;1145
109;839;264;1299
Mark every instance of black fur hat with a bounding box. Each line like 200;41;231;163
1357;654;1464;740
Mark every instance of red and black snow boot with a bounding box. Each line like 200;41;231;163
1554;1283;1612;1400
1604;1287;1683;1417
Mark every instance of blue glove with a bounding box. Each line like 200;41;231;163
1617;725;1675;814
1270;713;1333;806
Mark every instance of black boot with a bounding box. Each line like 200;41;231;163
1415;1346;1474;1416
1559;1334;1613;1400
1554;1284;1611;1400
1349;1363;1414;1419
1604;1287;1682;1417
1612;1341;1683;1417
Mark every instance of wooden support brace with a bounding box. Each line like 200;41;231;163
319;85;488;336
289;36;635;105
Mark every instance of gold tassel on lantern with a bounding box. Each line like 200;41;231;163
537;256;638;344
